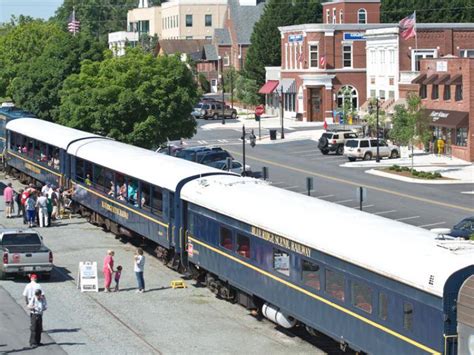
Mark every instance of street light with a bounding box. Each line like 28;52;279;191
368;98;380;163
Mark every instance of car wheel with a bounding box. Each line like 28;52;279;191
231;112;237;119
204;116;208;120
348;157;356;162
390;150;399;159
213;113;218;120
336;145;344;155
363;152;372;161
320;149;329;155
318;136;329;149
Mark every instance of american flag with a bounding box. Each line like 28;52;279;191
399;12;416;40
319;55;326;68
68;8;80;35
298;51;303;63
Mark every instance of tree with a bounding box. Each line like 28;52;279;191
58;49;199;149
235;76;260;107
9;32;105;121
244;0;322;87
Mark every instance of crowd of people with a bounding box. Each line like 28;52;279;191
3;181;73;228
102;248;146;293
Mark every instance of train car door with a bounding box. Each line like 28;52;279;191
457;275;474;355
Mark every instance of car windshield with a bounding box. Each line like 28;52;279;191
2;233;41;246
194;103;203;109
455;219;474;230
345;140;358;148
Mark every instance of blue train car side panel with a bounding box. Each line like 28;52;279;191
73;183;170;247
6;150;62;186
186;204;444;355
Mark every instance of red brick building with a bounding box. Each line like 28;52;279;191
405;58;473;161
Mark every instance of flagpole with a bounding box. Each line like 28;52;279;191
414;11;418;50
73;6;76;36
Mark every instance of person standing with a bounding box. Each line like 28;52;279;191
25;193;36;228
4;182;14;218
134;248;145;293
28;289;47;348
22;274;44;305
15;188;23;217
35;193;49;228
103;250;114;292
21;188;31;225
437;137;445;157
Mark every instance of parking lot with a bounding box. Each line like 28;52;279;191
0;178;348;355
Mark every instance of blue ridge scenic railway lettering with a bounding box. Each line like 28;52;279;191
251;226;311;257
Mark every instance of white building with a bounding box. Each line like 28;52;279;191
108;31;139;56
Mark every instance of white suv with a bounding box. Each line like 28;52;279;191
344;138;399;161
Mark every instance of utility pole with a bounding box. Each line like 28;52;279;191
242;125;246;176
376;98;380;163
221;57;225;125
280;85;285;139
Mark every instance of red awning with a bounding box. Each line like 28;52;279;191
258;80;279;94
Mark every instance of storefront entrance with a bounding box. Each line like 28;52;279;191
308;88;323;122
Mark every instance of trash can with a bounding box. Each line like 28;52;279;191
269;129;277;140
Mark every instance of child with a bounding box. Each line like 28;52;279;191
114;265;122;292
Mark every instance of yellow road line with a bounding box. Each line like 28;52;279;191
227;149;473;213
189;236;441;355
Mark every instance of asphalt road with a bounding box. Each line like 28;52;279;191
187;119;473;230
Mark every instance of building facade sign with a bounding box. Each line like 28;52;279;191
436;61;448;72
288;34;304;43
430;111;450;121
343;32;366;41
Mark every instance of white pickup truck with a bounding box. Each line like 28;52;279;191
0;229;53;280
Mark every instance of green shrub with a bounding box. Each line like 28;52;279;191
434;172;442;178
401;166;410;172
412;170;419;176
389;166;396;171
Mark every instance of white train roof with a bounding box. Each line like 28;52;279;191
181;175;474;297
68;138;227;191
6;118;100;150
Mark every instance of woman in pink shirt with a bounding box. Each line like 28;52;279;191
103;250;114;292
4;182;14;218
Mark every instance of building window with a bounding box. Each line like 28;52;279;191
370;89;376;98
380;49;385;64
339;10;344;23
389;77;394;86
358;8;367;24
337;85;358;109
273;249;290;276
412;49;437;71
309;44;319;68
420;85;427;99
444;85;451;100
456;127;468;146
343;45;352;68
370;76;375;84
138;20;149;35
223;55;230;66
432;84;439;99
236;234;250;258
332;8;336;24
205;14;212;27
460;49;474;57
389;49;395;64
455;85;463;101
379;90;386;99
185;36;193;40
186;14;193;27
302;260;320;290
326;9;330;23
403;302;414;331
351;281;372;313
325;269;345;301
379;293;388;320
370;50;376;64
388;90;395;99
205;36;212;40
220;226;233;250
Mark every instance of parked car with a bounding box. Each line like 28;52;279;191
196;150;234;165
318;130;358;155
344;138;400;161
155;141;184;156
175;146;223;162
449;217;474;239
208;159;251;175
191;102;209;119
202;102;237;120
0;229;53;279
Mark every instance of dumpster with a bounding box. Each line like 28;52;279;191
269;129;277;140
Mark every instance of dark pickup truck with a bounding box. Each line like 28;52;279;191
0;229;53;279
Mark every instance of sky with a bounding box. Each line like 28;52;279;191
0;0;63;23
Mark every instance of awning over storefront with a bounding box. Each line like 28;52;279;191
280;79;296;93
424;109;469;128
434;74;450;85
447;74;462;85
258;80;279;94
411;73;427;84
423;74;438;85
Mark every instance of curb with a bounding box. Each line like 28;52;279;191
366;169;474;184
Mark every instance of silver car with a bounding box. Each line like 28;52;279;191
344;138;399;161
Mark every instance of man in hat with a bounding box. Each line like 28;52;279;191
28;289;47;348
22;274;44;305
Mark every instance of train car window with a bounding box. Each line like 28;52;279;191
273;249;290;276
33;139;40;161
151;186;163;215
84;161;93;185
75;158;85;182
115;173;127;201
378;292;388;320
220;227;233;250
9;132;16;150
325;269;345;301
38;142;48;164
127;177;138;206
351;281;373;313
236;234;250;258
27;138;33;157
169;193;175;219
93;165;106;192
51;147;60;170
302;260;320;290
403;302;413;331
140;182;151;211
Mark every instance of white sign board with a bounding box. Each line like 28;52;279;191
356;187;367;202
400;146;410;159
78;261;99;292
436;61;447;72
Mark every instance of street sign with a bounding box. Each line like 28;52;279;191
78;261;99;292
255;105;265;116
